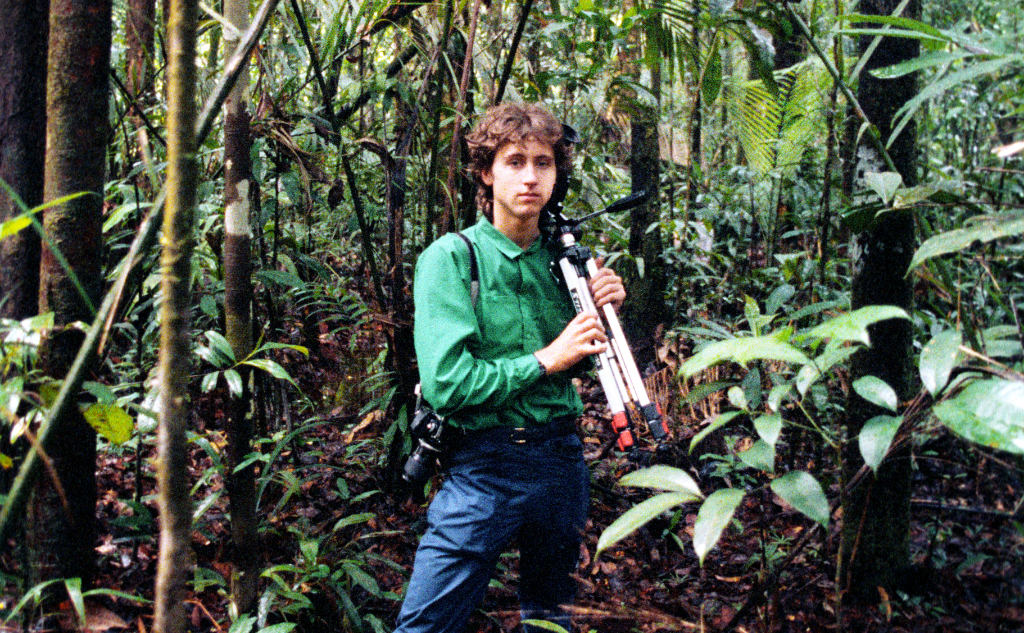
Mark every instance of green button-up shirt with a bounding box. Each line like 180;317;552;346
413;218;583;431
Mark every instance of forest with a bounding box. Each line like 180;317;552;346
0;0;1022;631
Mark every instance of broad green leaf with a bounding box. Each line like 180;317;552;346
770;471;829;527
693;488;744;565
229;615;257;633
344;562;382;597
205;331;237;364
619;465;703;498
753;413;783;447
852;376;899;412
81;403;134;444
767;384;792;412
682;381;733;405
242;358;298;388
933;379;1024;454
765;284;795;315
258;624;297;633
738;439;775;473
690;411;742;453
224;369;243;398
795;344;859;396
681;331;810;379
981;325;1023;360
863;171;903;205
803;306;910;346
201;371;219;393
596;492;698;557
64;578;87;629
333;512;375;532
920;329;962;395
909;212;1024;271
727;385;747;409
858;415;902;471
702;39;723;105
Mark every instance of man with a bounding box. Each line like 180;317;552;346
395;102;625;633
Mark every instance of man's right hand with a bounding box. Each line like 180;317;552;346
534;312;607;374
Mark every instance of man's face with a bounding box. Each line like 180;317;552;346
482;139;556;228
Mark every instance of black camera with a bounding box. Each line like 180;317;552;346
402;396;447;485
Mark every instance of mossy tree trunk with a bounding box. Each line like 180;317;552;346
28;0;112;589
839;0;920;602
621;26;667;368
0;0;47;321
154;0;198;630
222;0;259;614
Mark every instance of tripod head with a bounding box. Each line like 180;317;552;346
540;189;650;243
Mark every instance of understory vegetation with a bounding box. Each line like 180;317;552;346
1;0;1022;631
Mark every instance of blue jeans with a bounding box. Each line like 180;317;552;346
394;432;590;633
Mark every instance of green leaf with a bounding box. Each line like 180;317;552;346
681;331;810;379
795;343;859;396
205;331;236;364
702;39;723;105
690;411;742;453
242;358;298;389
863;171;903;206
802;306;910;346
64;577;87;629
693;488;744;565
596;492;698;557
920;329;962;395
344;562;382;597
870;49;974;79
909;212;1024;271
257;624;297;633
858;415;902;471
520;621;570;633
333;512;375;532
852;376;899;412
933;379;1024;454
81;403;134;444
201;371;219;393
618;465;703;498
224;369;243;397
770;471;829;527
753;413;783;447
0;215;32;240
727;385;748;410
738;439;775;473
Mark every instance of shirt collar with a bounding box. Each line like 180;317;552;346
476;218;543;260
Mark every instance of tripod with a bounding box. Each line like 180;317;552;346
544;191;669;452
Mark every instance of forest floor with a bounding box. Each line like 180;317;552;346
5;307;1024;633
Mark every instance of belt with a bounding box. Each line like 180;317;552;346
449;415;578;451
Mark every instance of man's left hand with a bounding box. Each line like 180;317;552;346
589;257;625;313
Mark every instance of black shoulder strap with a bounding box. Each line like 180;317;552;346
454;232;479;308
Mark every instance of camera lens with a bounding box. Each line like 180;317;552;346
402;448;433;484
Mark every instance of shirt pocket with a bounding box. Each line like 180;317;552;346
477;292;524;356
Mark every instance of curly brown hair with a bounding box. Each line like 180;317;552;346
465;102;573;220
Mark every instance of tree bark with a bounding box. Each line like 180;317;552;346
154;0;198;630
839;0;920;601
28;0;112;589
0;0;47;320
222;0;259;614
622;52;667;368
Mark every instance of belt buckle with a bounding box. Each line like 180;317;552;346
512;427;527;444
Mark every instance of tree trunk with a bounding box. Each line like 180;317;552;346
28;0;112;589
839;0;920;602
622;61;666;368
0;0;47;320
154;0;198;631
222;0;259;614
125;0;156;105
